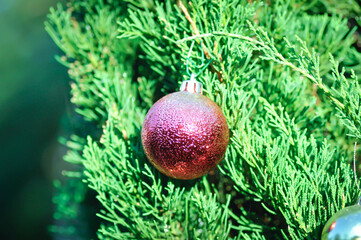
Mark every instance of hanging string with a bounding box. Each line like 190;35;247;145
185;40;213;78
353;141;360;192
353;141;361;205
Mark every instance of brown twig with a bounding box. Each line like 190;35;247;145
312;83;321;105
178;1;224;82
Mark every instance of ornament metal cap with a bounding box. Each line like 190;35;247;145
180;73;203;94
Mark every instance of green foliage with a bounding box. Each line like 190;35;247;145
46;0;361;239
49;179;95;239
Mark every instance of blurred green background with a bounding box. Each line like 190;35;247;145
0;0;68;239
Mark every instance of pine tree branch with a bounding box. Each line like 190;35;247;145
174;28;357;133
178;1;200;37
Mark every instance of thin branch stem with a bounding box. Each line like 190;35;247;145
354;141;360;193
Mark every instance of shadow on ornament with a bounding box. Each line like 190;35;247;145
321;197;361;240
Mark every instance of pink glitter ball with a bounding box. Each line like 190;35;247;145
141;91;229;180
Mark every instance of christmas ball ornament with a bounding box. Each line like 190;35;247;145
141;75;229;180
321;197;361;240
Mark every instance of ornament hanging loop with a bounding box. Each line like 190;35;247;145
185;40;213;78
182;41;213;94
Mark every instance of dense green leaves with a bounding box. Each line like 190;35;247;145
47;0;361;239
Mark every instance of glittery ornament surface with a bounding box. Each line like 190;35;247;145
141;91;229;180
